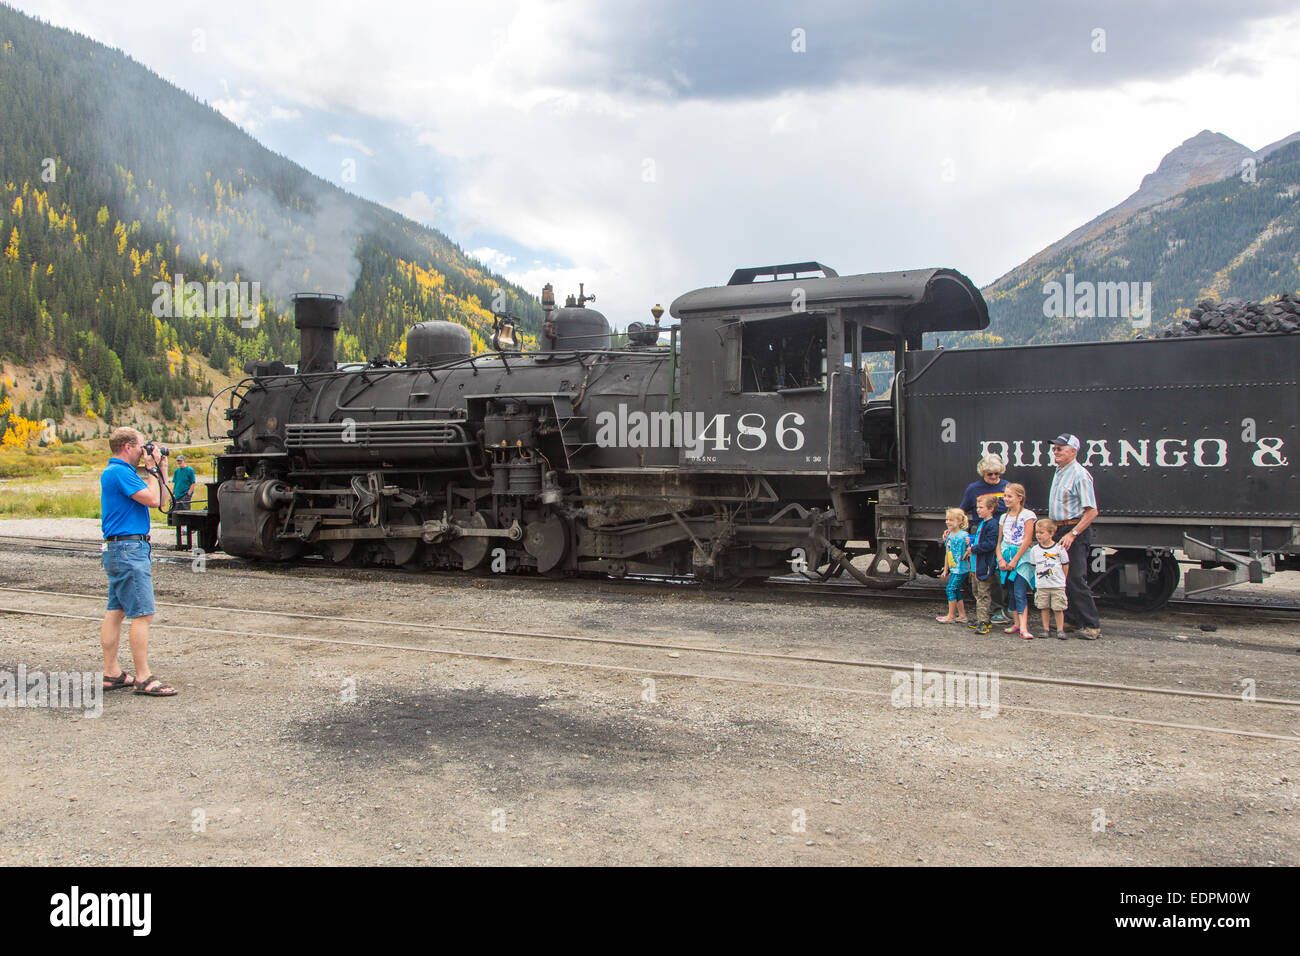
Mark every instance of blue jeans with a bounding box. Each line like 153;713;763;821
1006;575;1030;613
103;540;155;619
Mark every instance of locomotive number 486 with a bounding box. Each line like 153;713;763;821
697;411;807;454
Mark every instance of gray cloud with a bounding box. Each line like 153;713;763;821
534;0;1296;100
26;0;1300;329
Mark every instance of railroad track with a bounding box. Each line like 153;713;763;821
764;574;1300;618
2;583;1298;744
1;533;1297;621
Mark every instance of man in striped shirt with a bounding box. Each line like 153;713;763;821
1048;434;1102;639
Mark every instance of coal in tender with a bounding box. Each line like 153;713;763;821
1152;292;1300;338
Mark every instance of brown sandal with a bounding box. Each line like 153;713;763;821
133;674;177;697
103;670;136;691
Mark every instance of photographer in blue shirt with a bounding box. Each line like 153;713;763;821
99;426;177;697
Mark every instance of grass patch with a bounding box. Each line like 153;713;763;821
0;449;60;479
0;443;212;519
0;489;102;519
0;442;216;478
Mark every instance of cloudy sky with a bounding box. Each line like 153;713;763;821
13;0;1300;323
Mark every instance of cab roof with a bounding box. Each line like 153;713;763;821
669;267;990;335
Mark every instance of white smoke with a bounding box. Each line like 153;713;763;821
170;181;364;305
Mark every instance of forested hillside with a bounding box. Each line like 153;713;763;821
0;4;541;439
957;140;1300;348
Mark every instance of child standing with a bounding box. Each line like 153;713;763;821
959;454;1011;625
997;483;1037;639
968;494;1000;635
1031;518;1070;639
937;508;971;623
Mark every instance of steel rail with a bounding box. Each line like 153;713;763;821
2;585;1299;708
1;605;1296;744
3;535;1297;616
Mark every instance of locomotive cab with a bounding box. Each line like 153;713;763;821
667;265;987;583
669;264;989;484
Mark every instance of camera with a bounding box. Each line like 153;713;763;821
143;441;170;459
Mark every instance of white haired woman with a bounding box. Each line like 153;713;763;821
958;455;1011;625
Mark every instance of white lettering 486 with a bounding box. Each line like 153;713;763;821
594;404;806;454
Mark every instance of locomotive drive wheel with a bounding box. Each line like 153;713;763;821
323;539;357;565
450;512;491;571
382;507;424;568
524;515;569;574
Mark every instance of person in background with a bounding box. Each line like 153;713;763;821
959;455;1011;625
1048;433;1102;640
967;494;1001;635
996;483;1037;639
99;426;177;698
171;453;196;509
936;507;971;624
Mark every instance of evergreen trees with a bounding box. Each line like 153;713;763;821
0;4;541;400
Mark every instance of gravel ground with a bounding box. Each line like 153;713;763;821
0;518;113;538
0;521;1297;866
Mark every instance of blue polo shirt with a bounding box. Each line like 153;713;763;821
959;477;1008;519
101;458;150;537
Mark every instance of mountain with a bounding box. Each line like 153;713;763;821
1257;131;1300;160
965;131;1300;347
0;3;542;442
1025;131;1253;270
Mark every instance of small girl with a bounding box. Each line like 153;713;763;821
937;507;971;623
996;483;1037;638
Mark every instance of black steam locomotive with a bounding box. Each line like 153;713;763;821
175;263;1298;609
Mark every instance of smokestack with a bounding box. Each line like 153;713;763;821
293;293;343;374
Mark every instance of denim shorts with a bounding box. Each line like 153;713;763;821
103;539;156;618
945;571;969;602
1006;575;1030;612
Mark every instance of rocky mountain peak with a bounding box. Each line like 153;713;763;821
987;129;1278;285
1134;129;1252;204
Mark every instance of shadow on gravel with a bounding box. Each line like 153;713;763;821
297;686;746;789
